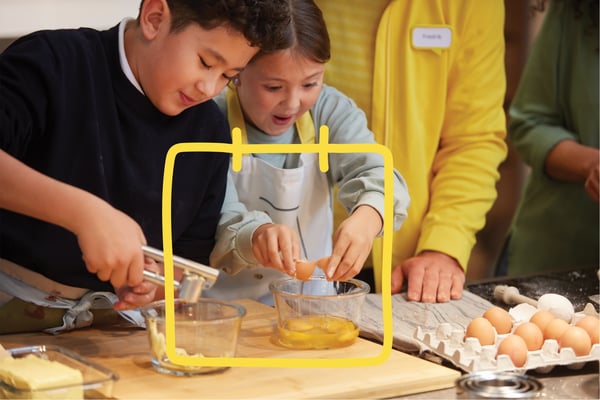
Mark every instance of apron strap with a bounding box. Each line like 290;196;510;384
0;269;145;334
226;85;316;144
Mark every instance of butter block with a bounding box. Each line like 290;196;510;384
0;354;83;399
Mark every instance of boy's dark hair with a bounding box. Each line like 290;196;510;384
140;0;292;52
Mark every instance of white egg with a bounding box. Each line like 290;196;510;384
537;294;574;323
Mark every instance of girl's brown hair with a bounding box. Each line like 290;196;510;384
254;0;330;64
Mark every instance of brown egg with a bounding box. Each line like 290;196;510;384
294;260;316;281
483;306;513;334
543;318;570;341
559;326;592;356
530;310;555;333
575;315;600;344
514;322;544;351
465;317;496;346
497;334;528;368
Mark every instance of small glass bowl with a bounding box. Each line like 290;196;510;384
141;298;246;376
269;276;370;350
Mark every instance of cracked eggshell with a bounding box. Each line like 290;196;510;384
537;294;574;322
509;303;537;324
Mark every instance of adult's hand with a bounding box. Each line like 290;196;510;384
584;162;599;203
391;251;465;303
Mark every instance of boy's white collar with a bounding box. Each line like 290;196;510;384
118;18;144;94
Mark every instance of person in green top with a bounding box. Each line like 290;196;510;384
505;0;599;276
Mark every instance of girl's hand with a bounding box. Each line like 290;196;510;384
326;205;382;281
251;223;300;275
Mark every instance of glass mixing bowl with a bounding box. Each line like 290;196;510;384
141;298;245;376
269;276;369;350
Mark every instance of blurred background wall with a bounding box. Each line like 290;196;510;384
0;0;138;50
466;0;547;282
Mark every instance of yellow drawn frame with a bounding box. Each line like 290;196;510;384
161;126;394;368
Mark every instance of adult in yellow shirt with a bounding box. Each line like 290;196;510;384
316;0;507;302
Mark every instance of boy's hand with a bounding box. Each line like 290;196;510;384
391;251;465;303
326;205;382;281
75;200;147;289
251;223;300;275
113;258;160;310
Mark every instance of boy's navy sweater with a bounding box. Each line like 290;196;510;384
0;24;229;292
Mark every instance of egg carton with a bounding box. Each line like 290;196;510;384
413;308;600;374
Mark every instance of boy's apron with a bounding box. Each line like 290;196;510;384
204;87;333;305
0;258;145;334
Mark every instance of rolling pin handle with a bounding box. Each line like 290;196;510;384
493;285;538;307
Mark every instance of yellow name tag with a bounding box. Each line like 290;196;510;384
412;26;452;53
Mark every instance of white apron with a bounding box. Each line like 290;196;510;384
205;87;333;304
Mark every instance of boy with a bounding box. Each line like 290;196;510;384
0;0;290;333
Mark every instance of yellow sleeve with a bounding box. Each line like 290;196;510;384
319;0;507;292
370;0;507;289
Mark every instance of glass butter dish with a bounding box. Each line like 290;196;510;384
0;345;118;399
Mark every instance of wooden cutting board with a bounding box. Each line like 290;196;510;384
0;299;460;399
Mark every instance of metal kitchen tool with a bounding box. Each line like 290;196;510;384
141;245;219;303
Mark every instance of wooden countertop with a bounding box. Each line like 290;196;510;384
0;299;460;399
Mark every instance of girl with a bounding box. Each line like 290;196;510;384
206;0;409;304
